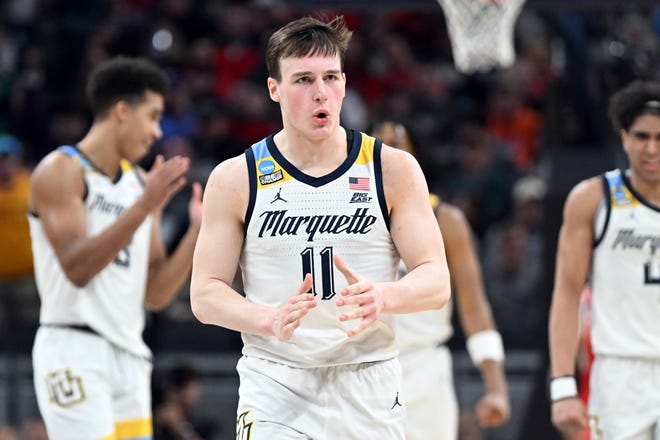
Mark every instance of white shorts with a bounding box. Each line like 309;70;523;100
236;355;406;440
589;355;660;439
33;326;153;440
399;345;457;440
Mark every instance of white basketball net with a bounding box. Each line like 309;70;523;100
437;0;526;74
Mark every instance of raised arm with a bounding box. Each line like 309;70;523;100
29;151;189;287
189;156;317;339
439;203;509;427
549;176;602;436
144;182;203;311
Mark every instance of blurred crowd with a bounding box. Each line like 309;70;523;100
0;0;659;437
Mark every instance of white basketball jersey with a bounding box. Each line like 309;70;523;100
590;169;660;358
240;130;400;368
29;146;152;358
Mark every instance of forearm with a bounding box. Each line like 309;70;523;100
62;201;151;286
381;261;450;314
479;359;508;394
191;280;275;336
549;289;581;377
458;293;497;336
146;225;199;310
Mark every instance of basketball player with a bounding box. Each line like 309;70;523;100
190;16;451;439
371;120;510;439
549;80;660;439
28;56;202;440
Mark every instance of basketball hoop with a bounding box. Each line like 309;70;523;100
437;0;526;74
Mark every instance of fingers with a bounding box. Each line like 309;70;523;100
151;154;164;170
296;273;314;295
191;181;203;202
345;314;377;337
143;156;191;211
338;302;377;322
333;253;359;285
475;394;510;427
288;274;316;313
476;406;507;427
332;255;382;337
150;155;189;184
188;182;204;227
274;275;317;341
552;400;589;435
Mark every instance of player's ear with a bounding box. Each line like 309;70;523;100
113;100;131;122
267;77;280;103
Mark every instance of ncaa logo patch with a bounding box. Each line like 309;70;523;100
258;159;276;175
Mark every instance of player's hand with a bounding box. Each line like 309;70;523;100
552;398;589;437
333;253;385;337
155;401;185;428
475;390;510;428
188;182;203;229
141;154;190;212
270;274;317;341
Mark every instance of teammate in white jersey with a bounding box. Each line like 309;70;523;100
371;120;510;439
190;16;451;440
28;56;202;440
549;80;660;439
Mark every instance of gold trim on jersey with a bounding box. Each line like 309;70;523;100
610;184;639;208
429;193;441;211
355;134;375;165
119;159;133;173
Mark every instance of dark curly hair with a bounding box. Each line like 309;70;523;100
608;80;660;132
86;56;168;117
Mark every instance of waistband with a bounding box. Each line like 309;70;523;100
40;323;98;336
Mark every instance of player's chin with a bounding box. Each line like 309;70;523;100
132;142;153;162
309;120;334;134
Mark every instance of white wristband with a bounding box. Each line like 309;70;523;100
550;376;578;402
466;330;504;366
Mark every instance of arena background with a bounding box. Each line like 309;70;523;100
0;0;659;438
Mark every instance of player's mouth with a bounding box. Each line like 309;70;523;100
642;160;659;172
313;109;330;123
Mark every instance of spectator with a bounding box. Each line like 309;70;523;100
0;133;39;337
154;365;220;440
483;175;547;348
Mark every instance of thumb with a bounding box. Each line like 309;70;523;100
333;253;359;284
150;154;164;173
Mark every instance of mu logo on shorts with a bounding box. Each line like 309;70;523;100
236;410;254;440
46;369;86;407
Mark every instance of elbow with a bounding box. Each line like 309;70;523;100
145;298;168;313
430;273;451;309
61;257;95;288
190;291;212;324
436;284;451;310
65;269;93;289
